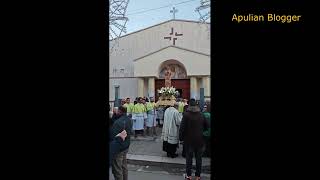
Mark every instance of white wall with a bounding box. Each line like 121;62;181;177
109;78;138;101
134;46;210;77
143;78;148;98
109;20;210;100
109;20;210;78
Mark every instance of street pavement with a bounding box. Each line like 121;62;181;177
109;164;211;180
127;127;211;171
109;126;212;179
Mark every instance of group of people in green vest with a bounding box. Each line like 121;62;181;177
109;96;213;180
121;97;157;137
117;97;212;156
115;97;189;137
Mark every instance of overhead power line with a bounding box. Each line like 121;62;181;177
127;0;197;15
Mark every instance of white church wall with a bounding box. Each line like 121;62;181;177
143;78;148;98
170;21;210;55
197;78;202;99
109;60;134;78
109;20;210;100
109;78;138;101
109;20;210;79
134;47;210;77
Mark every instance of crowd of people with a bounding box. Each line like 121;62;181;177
108;96;213;180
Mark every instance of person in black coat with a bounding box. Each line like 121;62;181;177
109;130;127;167
181;104;189;158
110;106;132;152
110;106;132;180
179;99;209;180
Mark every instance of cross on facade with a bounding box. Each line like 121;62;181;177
170;7;178;19
164;27;183;46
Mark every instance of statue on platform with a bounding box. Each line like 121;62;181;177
164;66;172;87
159;64;187;82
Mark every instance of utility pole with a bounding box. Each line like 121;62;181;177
195;0;210;22
109;0;130;53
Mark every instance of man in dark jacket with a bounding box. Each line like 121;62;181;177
181;104;189;158
179;99;209;180
110;106;132;180
109;130;127;167
203;103;211;157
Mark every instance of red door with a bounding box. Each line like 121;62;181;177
155;80;165;101
172;79;190;100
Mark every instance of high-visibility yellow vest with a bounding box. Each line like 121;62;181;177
178;102;184;112
146;102;156;111
133;103;146;114
123;103;134;113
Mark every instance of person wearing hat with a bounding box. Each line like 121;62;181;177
179;99;209;180
161;102;182;158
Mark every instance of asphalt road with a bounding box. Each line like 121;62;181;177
109;164;211;180
110;171;187;180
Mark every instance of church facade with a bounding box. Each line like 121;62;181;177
109;19;210;103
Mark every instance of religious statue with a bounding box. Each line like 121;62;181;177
159;63;187;82
164;66;172;87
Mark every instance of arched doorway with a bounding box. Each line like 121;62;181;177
155;60;190;101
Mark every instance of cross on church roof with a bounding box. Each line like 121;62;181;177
164;27;183;46
170;7;178;20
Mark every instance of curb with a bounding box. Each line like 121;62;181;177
127;154;211;173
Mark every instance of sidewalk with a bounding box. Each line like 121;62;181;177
127;128;211;173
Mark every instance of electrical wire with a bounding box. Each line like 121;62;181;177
127;0;198;15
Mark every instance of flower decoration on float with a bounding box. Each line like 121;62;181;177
157;87;179;97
